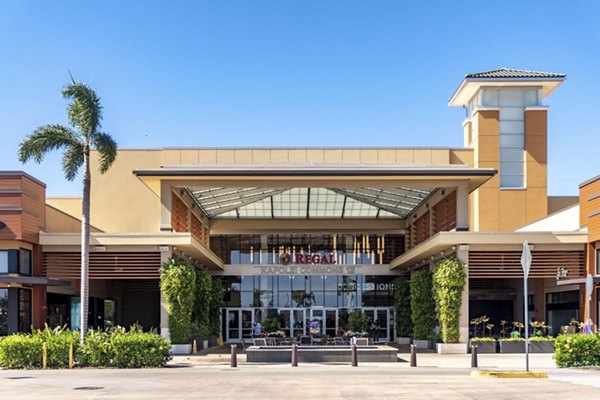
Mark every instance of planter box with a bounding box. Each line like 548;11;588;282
436;343;468;354
396;337;412;345
469;340;497;354
529;341;555;353
413;339;431;349
499;341;525;353
172;344;192;355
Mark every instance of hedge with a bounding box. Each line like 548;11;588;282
0;326;172;369
410;270;436;340
554;333;600;368
393;277;412;338
433;258;465;343
160;258;197;344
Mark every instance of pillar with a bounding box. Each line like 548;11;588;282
456;183;469;231
159;249;172;339
160;181;173;232
456;245;469;343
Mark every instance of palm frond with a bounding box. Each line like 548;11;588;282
18;124;80;164
62;142;85;181
62;82;102;137
92;132;117;174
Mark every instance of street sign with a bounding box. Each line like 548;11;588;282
521;241;532;278
586;274;593;300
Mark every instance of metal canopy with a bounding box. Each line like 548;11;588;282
189;187;434;219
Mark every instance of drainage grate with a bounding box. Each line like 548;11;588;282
74;387;104;391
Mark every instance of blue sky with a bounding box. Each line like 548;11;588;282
1;1;598;197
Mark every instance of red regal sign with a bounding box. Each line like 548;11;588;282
280;252;336;265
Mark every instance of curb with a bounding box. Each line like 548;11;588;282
471;370;548;379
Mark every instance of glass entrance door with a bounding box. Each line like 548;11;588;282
225;308;255;342
310;308;338;337
278;308;305;338
363;307;393;343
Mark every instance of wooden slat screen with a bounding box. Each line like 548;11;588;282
171;193;188;233
469;250;585;279
414;210;430;246
433;191;457;234
191;214;209;247
44;252;161;279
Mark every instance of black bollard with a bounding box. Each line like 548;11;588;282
471;345;478;368
230;344;237;368
351;344;358;367
410;344;417;367
291;344;298;367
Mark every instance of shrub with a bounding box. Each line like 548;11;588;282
347;310;368;332
529;336;554;342
160;258;197;344
209;277;225;336
0;334;43;369
470;337;496;342
263;316;282;333
393;277;412;337
554;333;600;368
192;269;212;338
0;326;172;369
410;270;436;340
433;258;466;343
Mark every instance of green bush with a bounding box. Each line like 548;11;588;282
192;269;212;338
160;258;197;344
347;310;368;332
0;327;172;369
0;334;43;369
470;337;496;342
393;277;412;337
209;277;225;336
555;334;600;368
529;336;554;342
410;270;436;340
263;316;282;333
433;258;466;343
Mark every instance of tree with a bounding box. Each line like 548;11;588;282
18;79;117;344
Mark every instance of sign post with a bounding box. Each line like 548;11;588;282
520;241;532;372
586;274;594;332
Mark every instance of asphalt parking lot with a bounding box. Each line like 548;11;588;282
1;352;599;400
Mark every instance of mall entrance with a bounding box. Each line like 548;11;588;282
221;306;394;343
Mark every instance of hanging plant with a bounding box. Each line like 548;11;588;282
393;277;412;337
410;270;436;340
433;258;466;343
160;258;197;344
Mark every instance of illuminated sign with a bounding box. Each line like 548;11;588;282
279;252;336;265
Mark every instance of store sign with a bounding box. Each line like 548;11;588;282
279;252;336;265
338;282;394;292
260;265;356;275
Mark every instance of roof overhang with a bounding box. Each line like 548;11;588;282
0;276;69;286
390;231;588;270
40;232;224;270
133;164;496;194
449;78;565;106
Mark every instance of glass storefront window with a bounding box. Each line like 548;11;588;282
18;289;31;332
19;249;31;276
0;289;8;335
0;251;8;274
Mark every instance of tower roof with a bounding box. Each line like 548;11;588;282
465;68;566;79
449;67;566;106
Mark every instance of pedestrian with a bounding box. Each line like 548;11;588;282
253;321;263;338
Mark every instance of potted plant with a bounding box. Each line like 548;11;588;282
529;336;555;353
432;258;467;353
410;270;435;349
394;277;412;345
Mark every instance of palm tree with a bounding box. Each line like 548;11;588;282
18;79;117;344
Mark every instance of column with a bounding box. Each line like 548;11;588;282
159;249;172;339
456;245;469;343
160;181;173;232
456;183;469;231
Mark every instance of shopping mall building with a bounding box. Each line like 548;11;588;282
1;68;599;346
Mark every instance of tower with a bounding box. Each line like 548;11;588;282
449;68;566;231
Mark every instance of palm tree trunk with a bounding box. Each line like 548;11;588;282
80;146;91;344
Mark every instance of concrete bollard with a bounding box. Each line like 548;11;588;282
230;344;237;368
291;344;298;367
351;344;358;367
410;344;417;367
193;339;197;354
471;345;478;368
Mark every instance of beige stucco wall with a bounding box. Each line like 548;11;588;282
469;109;549;232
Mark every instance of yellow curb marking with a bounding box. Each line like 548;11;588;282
471;370;548;379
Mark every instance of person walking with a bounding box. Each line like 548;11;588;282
253;321;263;338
